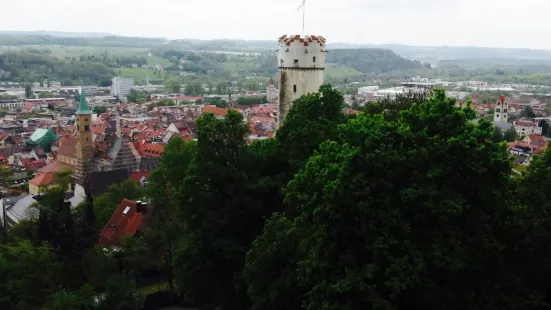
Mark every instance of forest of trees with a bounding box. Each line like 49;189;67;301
327;48;426;73
4;86;551;309
0;52;115;85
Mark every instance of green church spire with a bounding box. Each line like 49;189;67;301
76;89;91;115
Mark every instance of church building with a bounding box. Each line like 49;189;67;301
42;91;139;185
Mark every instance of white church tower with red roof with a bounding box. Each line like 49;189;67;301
277;34;326;126
494;95;509;123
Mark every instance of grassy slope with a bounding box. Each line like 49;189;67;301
325;66;363;78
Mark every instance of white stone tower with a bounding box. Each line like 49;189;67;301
277;34;326;126
494;95;509;123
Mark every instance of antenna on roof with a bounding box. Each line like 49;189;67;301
297;0;306;37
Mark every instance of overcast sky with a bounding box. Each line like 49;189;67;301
2;0;551;49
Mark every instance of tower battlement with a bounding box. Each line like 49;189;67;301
277;35;326;69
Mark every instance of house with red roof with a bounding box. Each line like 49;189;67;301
202;105;229;118
98;199;148;247
129;171;151;188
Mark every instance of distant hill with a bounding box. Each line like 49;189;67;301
329;42;551;61
327;49;425;74
2;31;551;62
0;30;114;38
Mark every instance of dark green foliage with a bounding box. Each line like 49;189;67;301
0;52;114;85
326;48;425;73
93;179;143;228
93;106;107;114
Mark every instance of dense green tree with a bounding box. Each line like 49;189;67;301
147;137;197;291
245;89;535;309
126;89;150;103
0;241;60;309
24;84;33;99
504;126;518;141
185;82;203;96
174;110;261;309
93;106;107;114
521;106;536;118
93;179;143;228
38;92;56;99
165;79;182;94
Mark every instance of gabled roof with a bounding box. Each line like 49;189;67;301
29;172;55;186
38;160;71;173
129;171;151;183
98;199;147;246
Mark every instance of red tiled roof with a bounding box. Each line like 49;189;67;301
174;96;204;102
38;160;71;173
98;199;147;246
129;171;150;184
133;142;165;158
19;158;46;170
515;120;539;127
29;172;55;186
202;105;228;117
57;135;77;158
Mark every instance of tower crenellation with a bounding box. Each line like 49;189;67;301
277;34;326;127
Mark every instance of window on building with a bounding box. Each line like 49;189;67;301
293;85;297;93
496;114;500;118
496;108;500;113
504;108;508;113
294;59;298;66
313;56;316;62
85;125;89;131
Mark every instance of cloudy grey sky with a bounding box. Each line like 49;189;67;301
2;0;550;49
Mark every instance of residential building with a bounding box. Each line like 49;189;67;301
130;171;150;188
514;120;542;137
277;34;326;126
98;199;148;247
111;77;135;98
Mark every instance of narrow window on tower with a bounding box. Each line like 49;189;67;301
293;85;297;93
313;56;316;62
85;125;90;131
294;59;299;66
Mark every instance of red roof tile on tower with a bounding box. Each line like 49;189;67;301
98;199;147;246
499;95;507;105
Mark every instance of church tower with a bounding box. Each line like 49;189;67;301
74;90;94;182
494;95;509;123
277;35;326;127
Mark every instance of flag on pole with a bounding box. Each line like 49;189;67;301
297;0;305;11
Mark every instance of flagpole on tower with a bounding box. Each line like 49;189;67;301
297;0;306;37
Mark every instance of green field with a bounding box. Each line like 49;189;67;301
118;68;170;83
30;45;149;58
325;66;363;78
223;61;256;71
146;55;171;66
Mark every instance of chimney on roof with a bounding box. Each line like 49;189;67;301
137;202;148;214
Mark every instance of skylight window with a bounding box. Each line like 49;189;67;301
122;206;131;215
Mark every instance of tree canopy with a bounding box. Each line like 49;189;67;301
5;85;551;309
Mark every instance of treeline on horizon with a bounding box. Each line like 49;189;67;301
3;86;551;309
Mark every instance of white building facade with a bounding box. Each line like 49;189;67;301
494;95;509;123
514;120;543;137
277;35;326;126
111;77;135;98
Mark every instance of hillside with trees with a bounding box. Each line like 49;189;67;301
3;86;551;309
327;48;426;73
